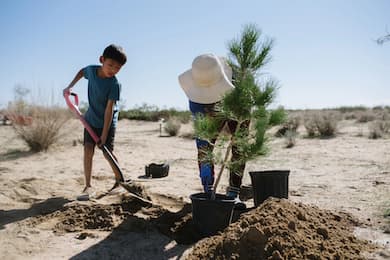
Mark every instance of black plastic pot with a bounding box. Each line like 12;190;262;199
249;170;290;207
145;163;169;178
190;192;236;236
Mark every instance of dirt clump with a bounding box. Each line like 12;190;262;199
26;195;151;233
186;197;377;259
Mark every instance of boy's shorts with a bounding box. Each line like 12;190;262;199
84;126;116;151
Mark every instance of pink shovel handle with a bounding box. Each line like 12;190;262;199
64;92;100;143
64;91;125;182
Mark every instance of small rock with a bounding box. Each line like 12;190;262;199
297;210;306;221
271;250;283;260
288;221;296;231
316;226;329;239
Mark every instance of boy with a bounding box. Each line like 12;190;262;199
63;44;127;199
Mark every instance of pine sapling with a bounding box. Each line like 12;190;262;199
194;24;285;200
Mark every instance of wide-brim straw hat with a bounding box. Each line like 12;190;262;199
178;53;234;104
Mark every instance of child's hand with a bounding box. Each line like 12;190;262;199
98;136;107;148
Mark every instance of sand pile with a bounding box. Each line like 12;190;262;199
25;196;155;233
14;193;381;259
186;198;377;260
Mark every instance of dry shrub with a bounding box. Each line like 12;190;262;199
284;129;297;148
315;113;338;137
356;110;376;123
275;116;300;137
368;121;385;139
368;127;382;139
303;117;317;137
303;112;339;138
376;111;390;122
163;117;181;136
377;120;390;134
10;106;71;152
343;112;357;120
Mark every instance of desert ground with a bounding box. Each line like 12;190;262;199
0;117;389;259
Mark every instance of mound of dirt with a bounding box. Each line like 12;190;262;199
186;198;377;259
26;196;152;233
23;191;379;259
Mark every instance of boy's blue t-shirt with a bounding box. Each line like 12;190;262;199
83;65;120;128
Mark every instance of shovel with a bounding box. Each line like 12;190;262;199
64;92;152;204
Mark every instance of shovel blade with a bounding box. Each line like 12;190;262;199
119;181;154;205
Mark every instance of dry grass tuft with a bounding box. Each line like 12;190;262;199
10;106;71;152
163;117;181;136
284;129;297;148
368;120;390;139
303;112;339;138
275;116;300;137
356;111;376;123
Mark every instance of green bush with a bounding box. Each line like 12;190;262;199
119;103;191;122
335;106;367;113
268;107;286;126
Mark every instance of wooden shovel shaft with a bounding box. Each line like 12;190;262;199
211;140;232;200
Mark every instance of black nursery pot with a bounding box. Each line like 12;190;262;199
190;192;236;236
249;170;290;207
145;163;169;178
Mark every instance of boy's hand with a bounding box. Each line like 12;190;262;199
98;136;107;148
97;140;103;149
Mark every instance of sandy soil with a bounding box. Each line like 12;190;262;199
0;118;389;259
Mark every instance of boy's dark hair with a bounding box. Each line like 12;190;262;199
103;44;127;65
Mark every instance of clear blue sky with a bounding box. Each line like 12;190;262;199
0;0;389;110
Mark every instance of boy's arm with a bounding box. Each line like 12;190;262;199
63;69;84;96
100;99;115;145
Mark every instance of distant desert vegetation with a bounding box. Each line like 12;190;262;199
1;101;389;152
